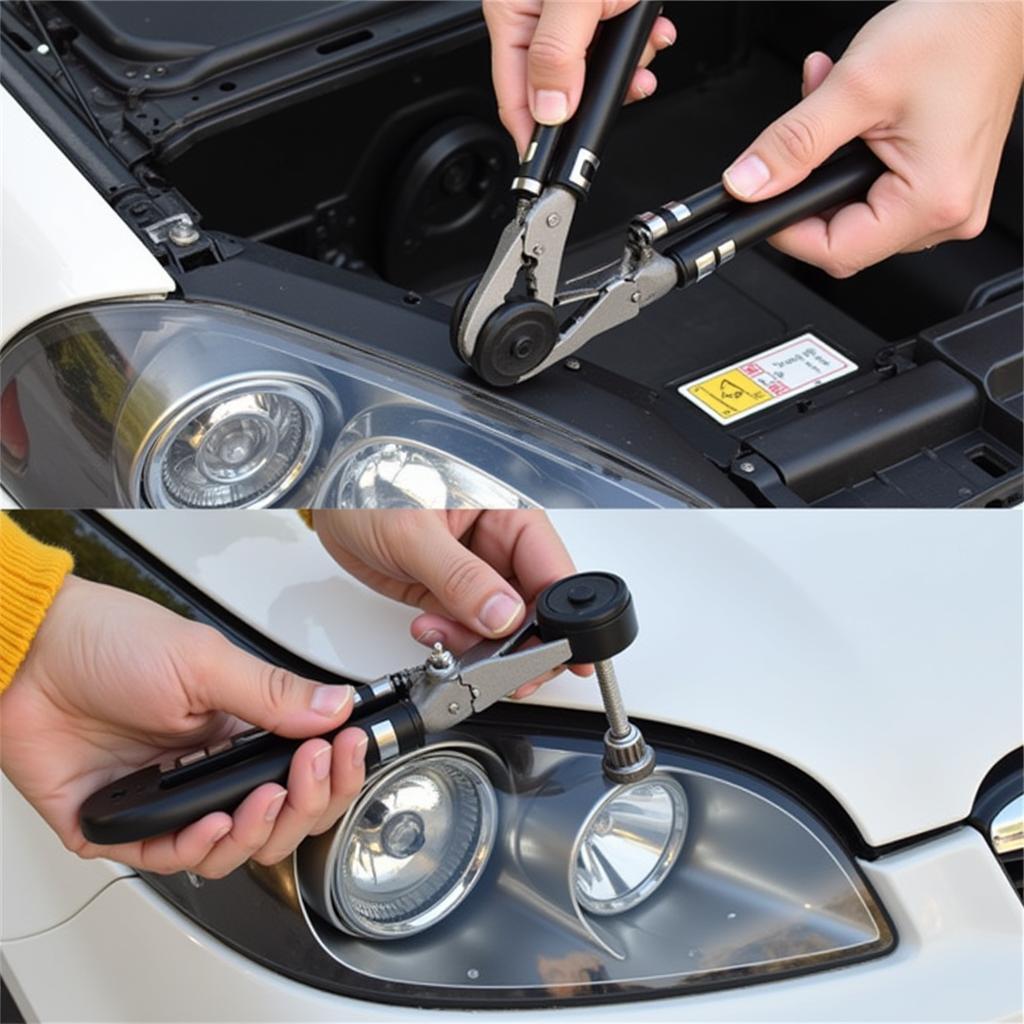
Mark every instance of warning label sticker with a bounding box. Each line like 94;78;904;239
678;333;857;425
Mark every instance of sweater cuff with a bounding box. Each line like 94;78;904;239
0;516;74;692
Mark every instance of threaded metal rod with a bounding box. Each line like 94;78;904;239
594;659;630;738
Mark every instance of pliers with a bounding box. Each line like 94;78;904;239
80;623;572;844
451;1;883;388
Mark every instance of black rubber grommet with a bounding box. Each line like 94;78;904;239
449;278;478;362
536;572;638;662
470;299;557;388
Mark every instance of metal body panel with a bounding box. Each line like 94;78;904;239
0;89;173;345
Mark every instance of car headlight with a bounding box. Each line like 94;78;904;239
1;302;692;508
301;752;497;938
143;716;894;1010
573;777;687;915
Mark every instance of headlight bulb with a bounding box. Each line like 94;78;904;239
142;379;325;508
325;752;497;939
574;778;687;915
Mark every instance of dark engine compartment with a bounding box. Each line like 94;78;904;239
6;0;1022;507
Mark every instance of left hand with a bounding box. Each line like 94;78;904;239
313;510;592;697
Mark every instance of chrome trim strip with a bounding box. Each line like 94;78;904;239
510;176;542;196
695;251;717;282
568;148;599;190
717;239;737;264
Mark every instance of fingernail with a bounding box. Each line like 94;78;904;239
416;629;444;647
657;29;676;46
352;734;368;769
310;683;353;717
515;682;541;700
312;745;331;781
211;824;231;843
265;790;287;822
479;592;523;634
532;89;568;125
724;154;771;199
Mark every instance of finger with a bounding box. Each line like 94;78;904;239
624;67;657;105
190;632;355;739
801;50;833;98
251;740;333;865
723;56;878;201
527;0;606;124
484;4;534;157
85;812;233;874
312;727;368;836
192;783;287;879
637;16;676;70
411;614;482;655
386;516;527;639
469;511;576;608
768;170;928;278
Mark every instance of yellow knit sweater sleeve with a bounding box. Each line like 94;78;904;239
1;515;74;692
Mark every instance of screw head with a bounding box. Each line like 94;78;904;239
427;642;454;671
630;291;641;303
546;213;561;228
531;243;545;257
125;68;138;78
565;358;581;371
739;461;756;474
448;702;460;715
168;222;199;247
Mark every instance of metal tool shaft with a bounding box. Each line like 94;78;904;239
595;659;630;739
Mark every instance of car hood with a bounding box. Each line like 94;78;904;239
103;509;1022;848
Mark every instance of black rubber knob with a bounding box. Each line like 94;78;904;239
536;572;637;662
471;299;557;387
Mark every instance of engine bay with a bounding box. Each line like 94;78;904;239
3;0;1021;507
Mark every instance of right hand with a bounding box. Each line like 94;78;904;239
483;0;677;156
721;0;1023;278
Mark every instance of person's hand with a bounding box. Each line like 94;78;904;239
313;510;592;696
722;0;1023;277
0;577;366;877
483;0;677;156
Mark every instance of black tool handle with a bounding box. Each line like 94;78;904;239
550;1;661;196
512;124;563;198
629;183;735;245
79;700;424;845
666;146;884;288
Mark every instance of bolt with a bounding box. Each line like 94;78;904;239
565;358;581;371
448;702;460;715
739;461;756;474
594;660;630;739
36;43;50;55
531;243;545;257
427;641;454;671
168;221;199;247
546;213;561;228
630;291;641;303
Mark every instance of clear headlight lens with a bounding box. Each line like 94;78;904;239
319;440;532;509
328;753;497;938
1;302;693;508
574;778;687;915
144;380;323;508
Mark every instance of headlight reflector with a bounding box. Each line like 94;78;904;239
328;752;497;938
144;380;323;508
574;778;687;915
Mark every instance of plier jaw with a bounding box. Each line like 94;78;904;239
449;2;884;389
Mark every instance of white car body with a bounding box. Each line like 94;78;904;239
2;510;1022;1021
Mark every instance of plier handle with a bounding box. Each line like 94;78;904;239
80;621;572;844
451;2;884;387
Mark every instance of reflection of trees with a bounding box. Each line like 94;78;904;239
9;511;192;618
43;315;130;451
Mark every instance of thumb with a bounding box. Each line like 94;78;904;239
192;636;354;738
723;54;873;201
527;0;605;125
394;519;526;639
